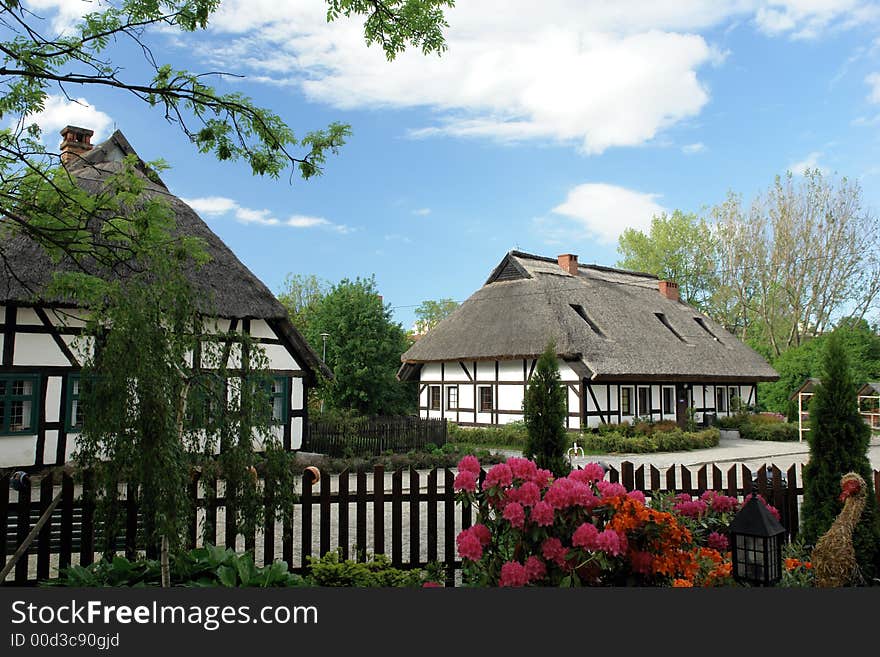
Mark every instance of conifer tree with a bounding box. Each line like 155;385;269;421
524;342;570;476
800;331;880;578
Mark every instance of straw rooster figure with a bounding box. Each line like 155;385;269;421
810;472;868;587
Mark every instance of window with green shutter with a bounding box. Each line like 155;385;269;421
0;374;39;435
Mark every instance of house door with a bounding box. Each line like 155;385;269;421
675;384;690;428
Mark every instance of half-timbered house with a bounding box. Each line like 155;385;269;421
398;251;778;430
0;126;329;469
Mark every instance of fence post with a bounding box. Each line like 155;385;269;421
391;469;403;568
444;468;456;587
125;483;139;561
356;469;367;562
373;465;385;557
0;473;8;566
263;478;275;566
36;475;54;581
338;470;349;561
621;462;634;491
59;474;74;572
300;470;313;572
320;470;331;558
409;468;420;567
14;478;32;584
79;471;95;567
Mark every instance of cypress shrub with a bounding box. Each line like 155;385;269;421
523;342;570;476
800;331;880;578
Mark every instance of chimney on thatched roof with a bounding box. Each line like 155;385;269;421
60;125;94;165
557;253;579;275
659;280;679;301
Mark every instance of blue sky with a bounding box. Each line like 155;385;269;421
22;1;880;330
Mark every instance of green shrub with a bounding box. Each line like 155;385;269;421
447;421;528;448
739;421;799;442
53;546;306;587
581;428;719;454
306;551;435;587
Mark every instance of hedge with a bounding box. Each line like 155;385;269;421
581;428;720;454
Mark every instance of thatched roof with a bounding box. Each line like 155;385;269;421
0;130;330;380
400;250;778;383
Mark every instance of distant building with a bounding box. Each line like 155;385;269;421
399;250;778;429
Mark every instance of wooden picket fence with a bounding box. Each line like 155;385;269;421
3;462;880;586
304;415;448;457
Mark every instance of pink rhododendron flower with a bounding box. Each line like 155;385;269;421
707;531;729;552
541;537;569;567
524;556;547;583
673;498;708;518
545;478;597;510
456;530;483;561
484;463;513;489
596;480;627;499
457;455;481;475
570;462;605;483
532;468;553;489
453;470;478;493
594;529;625;556
422;581;442;588
507;457;537;482
572;522;599;549
499;561;529;587
503;502;526;528
530;501;555;527
471;524;491;546
627;490;646;504
701;490;738;514
513;481;541;507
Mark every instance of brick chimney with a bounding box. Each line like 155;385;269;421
658;280;679;301
557;253;579;276
59;125;94;165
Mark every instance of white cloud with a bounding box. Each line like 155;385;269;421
682;142;707;154
788;151;827;175
181;196;350;232
412;208;431;216
22;94;113;144
23;0;92;34
193;2;877;154
866;72;880;103
541;183;665;244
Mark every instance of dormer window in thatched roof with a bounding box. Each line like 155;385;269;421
694;317;722;343
655;312;687;343
569;304;606;338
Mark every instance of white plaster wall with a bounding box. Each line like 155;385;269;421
476;411;493;424
444;362;471;383
498;412;523;425
42;429;58;464
557;362;580;382
498;383;523;411
476;361;495;380
291;377;304;409
0;436;37;468
459;386;474;411
498;360;521;382
422;363;442;380
45;376;62;423
16;307;42;325
249;319;276;339
292;417;303;450
14;333;71;366
262;343;301;370
63;334;93;363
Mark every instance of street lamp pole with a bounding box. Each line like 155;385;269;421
320;332;330;413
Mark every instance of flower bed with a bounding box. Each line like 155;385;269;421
453;455;789;587
717;412;799;441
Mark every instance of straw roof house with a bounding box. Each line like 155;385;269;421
399;251;778;429
0;126;327;469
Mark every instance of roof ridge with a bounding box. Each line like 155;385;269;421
508;250;658;280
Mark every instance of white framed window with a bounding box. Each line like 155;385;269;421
479;386;494;412
621;386;634;416
429;386;441;411
0;374;38;435
662;386;675;415
446;386;458;410
716;386;727;412
637;386;651;417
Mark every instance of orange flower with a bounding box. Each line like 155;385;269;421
804;562;812;569
672;579;693;587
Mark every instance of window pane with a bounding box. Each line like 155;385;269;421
10;400;32;431
12;379;32;396
272;395;284;421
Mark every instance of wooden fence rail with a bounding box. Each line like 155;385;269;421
4;463;880;586
303;416;448;457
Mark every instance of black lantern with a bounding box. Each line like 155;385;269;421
729;487;786;586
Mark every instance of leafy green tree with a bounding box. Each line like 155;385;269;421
278;273;331;335
0;0;451;262
413;298;459;333
305;276;414;415
799;331;880;578
523;342;570;476
54;160;297;574
616;210;718;311
759;318;880;413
